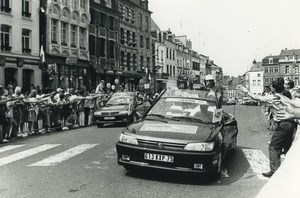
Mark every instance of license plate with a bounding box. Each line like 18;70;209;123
144;153;174;163
104;117;115;120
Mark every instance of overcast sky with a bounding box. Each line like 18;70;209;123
148;0;300;77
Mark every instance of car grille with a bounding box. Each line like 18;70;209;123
137;140;186;151
101;112;119;116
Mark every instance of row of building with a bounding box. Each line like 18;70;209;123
223;48;300;99
0;0;222;93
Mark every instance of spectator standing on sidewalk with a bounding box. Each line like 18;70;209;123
238;78;296;178
0;85;9;142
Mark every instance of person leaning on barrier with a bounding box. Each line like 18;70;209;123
238;78;296;178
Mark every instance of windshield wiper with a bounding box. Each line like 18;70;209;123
170;116;210;124
146;114;179;121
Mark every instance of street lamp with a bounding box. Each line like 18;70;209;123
153;43;166;93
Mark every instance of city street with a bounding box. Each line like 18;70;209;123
0;105;272;198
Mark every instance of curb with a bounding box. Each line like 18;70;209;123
256;126;300;198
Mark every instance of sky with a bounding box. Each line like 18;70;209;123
148;0;300;77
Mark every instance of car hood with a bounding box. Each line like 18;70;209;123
127;120;221;143
98;105;128;112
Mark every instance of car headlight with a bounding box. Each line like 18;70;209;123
119;133;138;145
119;111;128;115
184;142;214;151
94;111;102;116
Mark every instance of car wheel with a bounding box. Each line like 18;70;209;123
97;124;103;128
212;153;222;179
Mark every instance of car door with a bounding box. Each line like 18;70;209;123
221;117;238;154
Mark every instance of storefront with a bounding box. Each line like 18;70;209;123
44;55;90;91
0;55;41;92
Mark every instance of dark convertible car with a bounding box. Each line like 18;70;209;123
93;92;136;127
116;89;238;179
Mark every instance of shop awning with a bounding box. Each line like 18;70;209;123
115;71;123;76
105;70;115;75
97;68;105;74
134;73;143;79
123;72;134;78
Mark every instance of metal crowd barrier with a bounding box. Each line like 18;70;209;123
0;94;109;142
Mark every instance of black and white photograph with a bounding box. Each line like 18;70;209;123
0;0;299;197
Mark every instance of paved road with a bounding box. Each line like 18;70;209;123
0;105;272;198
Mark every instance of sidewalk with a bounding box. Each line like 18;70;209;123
256;128;300;198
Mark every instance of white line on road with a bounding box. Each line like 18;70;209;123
0;144;61;167
0;145;25;153
242;149;270;180
28;144;99;167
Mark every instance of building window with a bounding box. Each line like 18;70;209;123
127;30;130;45
161;50;163;61
173;66;175;77
285;65;289;74
140;56;144;70
61;22;68;46
169;50;172;60
140;35;143;48
99;13;106;27
274;66;278;73
146;38;150;49
109;16;114;30
269;58;273;64
62;0;68;6
89;35;95;55
295;65;299;73
132;32;136;45
99;37;105;57
120;28;124;44
133;54;136;69
22;29;31;54
253;80;256;85
264;67;268;74
257;73;261;77
145;16;149;31
120;51;124;68
167;65;169;74
79;27;86;49
22;0;31;18
138;13;142;30
269;67;273;73
72;0;78;9
173;50;175;60
71;25;77;47
1;0;11;13
166;48;168;58
109;41;114;59
0;25;11;51
80;0;87;12
257;80;261;86
51;19;58;43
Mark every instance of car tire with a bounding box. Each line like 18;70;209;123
97;124;103;128
212;153;222;179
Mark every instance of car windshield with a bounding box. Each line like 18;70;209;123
107;96;133;105
147;97;217;123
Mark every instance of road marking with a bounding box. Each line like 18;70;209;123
0;144;60;167
85;148;117;169
28;144;99;166
242;149;270;180
0;145;24;153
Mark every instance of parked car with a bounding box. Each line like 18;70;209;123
93;92;137;127
116;89;238;179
